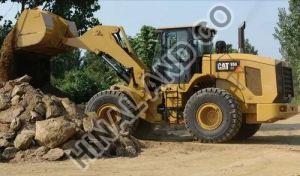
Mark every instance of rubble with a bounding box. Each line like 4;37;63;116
2;147;18;160
0;138;11;148
34;146;49;157
0;105;25;123
1;132;16;141
0;94;10;110
14;130;35;150
0;76;142;162
42;148;64;161
10;118;21;131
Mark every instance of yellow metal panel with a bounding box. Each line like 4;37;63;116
256;103;298;123
216;79;245;102
15;9;47;48
162;53;278;104
203;54;278;104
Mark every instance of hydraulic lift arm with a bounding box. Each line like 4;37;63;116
64;25;147;89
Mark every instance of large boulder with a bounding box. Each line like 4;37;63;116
35;117;76;148
14;130;35;150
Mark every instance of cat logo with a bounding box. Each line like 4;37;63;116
216;61;240;72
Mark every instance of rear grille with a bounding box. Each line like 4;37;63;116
282;67;294;97
274;62;294;103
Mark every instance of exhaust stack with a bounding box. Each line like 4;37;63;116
238;21;246;53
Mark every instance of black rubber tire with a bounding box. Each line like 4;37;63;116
85;90;138;129
233;120;261;140
184;88;242;143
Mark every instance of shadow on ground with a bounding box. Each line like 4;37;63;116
238;135;300;145
139;124;300;146
260;124;300;131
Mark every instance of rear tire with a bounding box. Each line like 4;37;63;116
233;120;261;140
184;88;242;143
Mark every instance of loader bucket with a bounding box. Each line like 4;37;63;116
0;8;78;87
14;8;78;55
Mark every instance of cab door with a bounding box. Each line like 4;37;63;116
163;29;192;84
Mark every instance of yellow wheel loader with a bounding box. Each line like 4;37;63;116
0;8;298;143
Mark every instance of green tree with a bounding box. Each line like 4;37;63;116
216;40;257;54
0;18;13;46
129;25;158;68
81;52;120;88
224;40;258;54
51;49;81;78
244;39;258;55
56;69;103;103
274;0;300;97
226;44;238;53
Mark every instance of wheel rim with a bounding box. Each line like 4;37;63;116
196;103;223;131
97;103;120;124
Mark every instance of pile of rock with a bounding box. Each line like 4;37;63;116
0;75;142;162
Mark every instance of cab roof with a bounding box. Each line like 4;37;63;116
157;25;195;30
156;24;216;34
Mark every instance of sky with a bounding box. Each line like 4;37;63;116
0;0;289;59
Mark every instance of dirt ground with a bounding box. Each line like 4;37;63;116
1;114;300;176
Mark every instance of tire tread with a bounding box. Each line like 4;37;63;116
184;88;242;143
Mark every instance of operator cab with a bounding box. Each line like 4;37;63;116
152;25;216;84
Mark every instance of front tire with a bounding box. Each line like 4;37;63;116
184;88;242;143
85;90;138;129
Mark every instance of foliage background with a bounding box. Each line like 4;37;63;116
274;0;300;101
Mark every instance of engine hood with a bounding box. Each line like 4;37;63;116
204;53;277;66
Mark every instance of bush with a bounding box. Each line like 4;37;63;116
56;69;105;103
51;52;119;103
